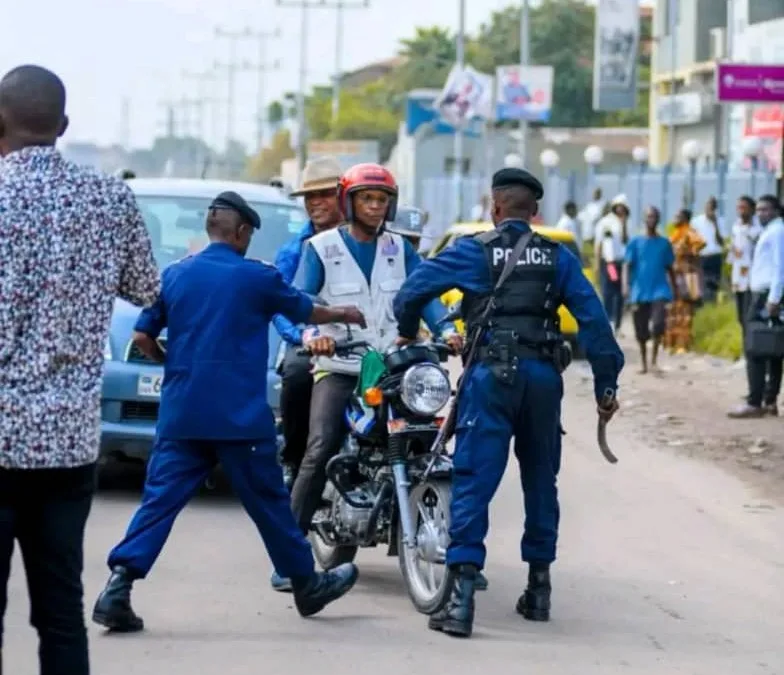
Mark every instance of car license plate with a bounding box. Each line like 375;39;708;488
137;374;163;397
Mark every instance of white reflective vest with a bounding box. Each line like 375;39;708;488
308;228;406;375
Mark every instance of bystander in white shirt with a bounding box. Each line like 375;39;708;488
594;212;626;262
750;216;784;304
728;216;763;292
578;199;603;242
555;213;582;248
691;213;728;257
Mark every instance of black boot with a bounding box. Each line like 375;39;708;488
292;563;359;617
428;565;477;638
516;562;551;622
92;566;144;632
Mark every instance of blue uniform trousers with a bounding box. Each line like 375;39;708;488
447;359;563;570
108;438;314;580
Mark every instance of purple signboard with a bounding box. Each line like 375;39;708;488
716;63;784;103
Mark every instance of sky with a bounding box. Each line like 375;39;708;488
1;0;516;151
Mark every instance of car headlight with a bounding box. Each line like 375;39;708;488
400;364;451;416
104;337;113;361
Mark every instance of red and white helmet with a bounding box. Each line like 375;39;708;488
337;163;398;222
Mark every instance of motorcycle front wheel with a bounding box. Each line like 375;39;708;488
398;478;453;614
310;530;358;570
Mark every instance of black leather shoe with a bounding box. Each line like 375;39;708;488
475;571;488;591
516;563;551;622
292;563;359;617
92;566;144;632
428;565;477;638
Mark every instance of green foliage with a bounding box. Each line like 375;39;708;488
265;0;652;160
692;301;743;361
246;129;295;182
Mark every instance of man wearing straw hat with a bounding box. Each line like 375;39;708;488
273;157;344;501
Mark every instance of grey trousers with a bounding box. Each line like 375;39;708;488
289;373;358;534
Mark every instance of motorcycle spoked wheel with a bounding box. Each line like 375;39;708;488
398;478;453;614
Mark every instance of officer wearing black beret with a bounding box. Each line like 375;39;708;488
393;166;625;637
93;191;369;631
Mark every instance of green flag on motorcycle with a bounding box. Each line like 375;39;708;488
356;350;387;398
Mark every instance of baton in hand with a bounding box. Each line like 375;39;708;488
597;388;618;464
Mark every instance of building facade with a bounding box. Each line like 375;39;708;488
650;0;784;171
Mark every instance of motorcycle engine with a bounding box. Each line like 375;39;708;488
330;488;374;542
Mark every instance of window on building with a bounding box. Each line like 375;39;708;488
748;0;784;24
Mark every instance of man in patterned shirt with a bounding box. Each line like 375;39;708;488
0;65;160;675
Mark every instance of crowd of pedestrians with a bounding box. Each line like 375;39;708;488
564;189;783;419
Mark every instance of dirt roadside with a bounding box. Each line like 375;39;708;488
571;334;783;504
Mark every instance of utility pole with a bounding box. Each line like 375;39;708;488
276;0;370;184
158;100;178;138
454;0;466;222
182;70;220;148
119;98;131;150
518;0;530;167
330;1;369;124
215;26;281;154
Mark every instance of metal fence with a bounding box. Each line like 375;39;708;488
417;166;777;248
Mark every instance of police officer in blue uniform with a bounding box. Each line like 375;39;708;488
393;168;624;638
92;191;365;632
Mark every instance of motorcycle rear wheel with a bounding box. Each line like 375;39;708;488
398;478;453;614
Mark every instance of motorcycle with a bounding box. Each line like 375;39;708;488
297;337;455;614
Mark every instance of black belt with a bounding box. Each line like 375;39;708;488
477;343;548;362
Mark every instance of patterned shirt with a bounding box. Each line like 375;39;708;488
0;146;160;470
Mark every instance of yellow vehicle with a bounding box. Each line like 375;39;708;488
428;222;595;347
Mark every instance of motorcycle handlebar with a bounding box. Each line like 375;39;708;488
296;339;370;357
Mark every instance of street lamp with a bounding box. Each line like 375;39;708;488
742;135;763;196
681;139;701;211
504;153;524;168
584;145;603;202
540;148;560;171
632;146;648;231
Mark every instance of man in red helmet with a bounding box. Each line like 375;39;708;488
269;163;462;591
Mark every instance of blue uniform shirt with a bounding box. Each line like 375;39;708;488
624;234;675;304
393;220;625;402
272;220;316;345
299;227;453;334
135;242;314;440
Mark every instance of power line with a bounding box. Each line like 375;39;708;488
182;70;220;149
214;26;281;153
276;0;370;184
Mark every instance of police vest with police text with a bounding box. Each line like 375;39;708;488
462;224;562;351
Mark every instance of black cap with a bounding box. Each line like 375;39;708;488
209;191;261;230
386;206;428;238
491;167;544;200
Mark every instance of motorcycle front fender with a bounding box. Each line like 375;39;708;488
424;454;453;480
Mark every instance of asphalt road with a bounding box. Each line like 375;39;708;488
4;364;783;675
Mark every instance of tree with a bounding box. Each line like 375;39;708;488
392;27;456;92
246;129;295;181
470;0;650;128
267;101;284;125
307;82;401;161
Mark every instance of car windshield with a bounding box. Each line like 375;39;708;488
135;195;307;268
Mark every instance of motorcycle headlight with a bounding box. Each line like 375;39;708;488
104;337;113;361
400;364;451;416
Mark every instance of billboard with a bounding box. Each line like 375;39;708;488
592;0;640;111
495;65;554;122
306;140;380;172
716;63;784;104
434;64;494;127
405;91;484;138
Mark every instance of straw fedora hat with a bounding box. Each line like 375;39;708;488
289;157;342;196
